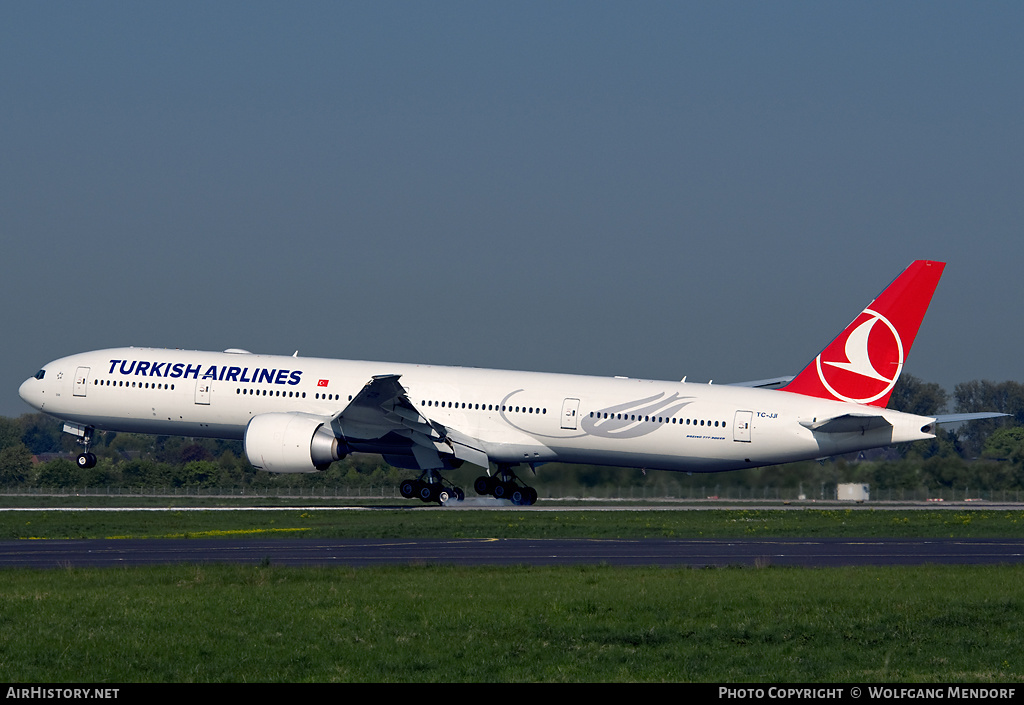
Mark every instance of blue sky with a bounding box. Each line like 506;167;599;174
2;1;1022;417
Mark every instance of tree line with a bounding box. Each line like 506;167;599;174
2;375;1023;493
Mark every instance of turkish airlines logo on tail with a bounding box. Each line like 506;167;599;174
815;308;904;404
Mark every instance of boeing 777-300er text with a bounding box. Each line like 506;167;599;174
19;260;1002;504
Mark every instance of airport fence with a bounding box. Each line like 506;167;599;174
1;485;1023;503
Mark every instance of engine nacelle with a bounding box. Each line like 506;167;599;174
244;412;345;473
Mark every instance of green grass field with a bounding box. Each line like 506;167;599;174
1;563;1021;682
1;508;1022;682
2;507;1024;540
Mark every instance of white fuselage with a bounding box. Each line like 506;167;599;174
19;347;936;474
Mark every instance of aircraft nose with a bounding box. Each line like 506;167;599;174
19;376;44;410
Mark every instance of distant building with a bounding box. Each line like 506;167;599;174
838;483;870;502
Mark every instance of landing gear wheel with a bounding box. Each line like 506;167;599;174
474;476;493;495
71;426;98;470
478;464;539;504
400;471;465;505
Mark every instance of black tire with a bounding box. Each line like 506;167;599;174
400;480;418;499
474;476;491;495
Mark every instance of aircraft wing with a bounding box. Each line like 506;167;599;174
332;374;490;470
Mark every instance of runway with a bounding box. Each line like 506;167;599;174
2;537;1023;569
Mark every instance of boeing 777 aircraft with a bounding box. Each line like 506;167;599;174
19;260;999;504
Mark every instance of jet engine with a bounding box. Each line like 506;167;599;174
244;412;345;473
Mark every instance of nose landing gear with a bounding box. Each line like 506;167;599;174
65;423;98;469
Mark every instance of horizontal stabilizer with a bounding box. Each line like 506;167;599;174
801;414;892;434
932;412;1010;425
729;376;795;389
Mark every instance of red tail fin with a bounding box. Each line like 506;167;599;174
782;260;945;407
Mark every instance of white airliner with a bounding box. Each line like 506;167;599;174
18;260;999;504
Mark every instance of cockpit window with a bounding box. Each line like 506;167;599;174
34;370;45;380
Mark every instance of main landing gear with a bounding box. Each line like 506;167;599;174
474;464;538;506
399;470;465;505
